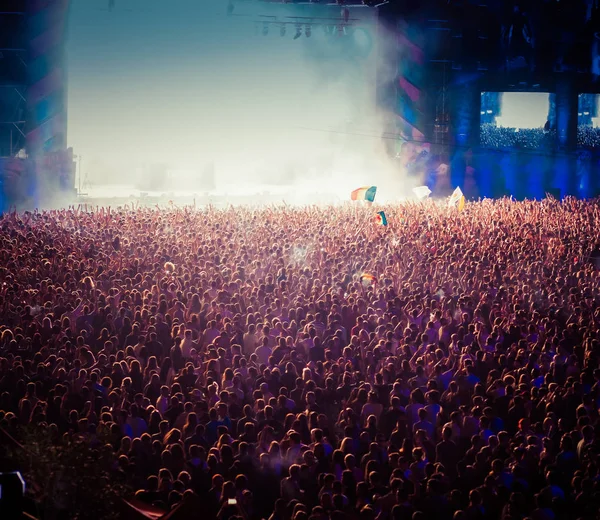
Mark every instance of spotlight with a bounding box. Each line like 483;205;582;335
305;25;312;38
280;24;286;37
294;24;302;40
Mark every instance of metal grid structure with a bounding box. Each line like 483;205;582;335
228;0;380;38
0;1;27;158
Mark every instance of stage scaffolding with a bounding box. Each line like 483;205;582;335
0;3;27;158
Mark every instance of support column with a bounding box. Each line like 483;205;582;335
554;76;578;197
395;19;427;146
26;0;72;201
450;80;480;187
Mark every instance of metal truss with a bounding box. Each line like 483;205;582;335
0;3;27;158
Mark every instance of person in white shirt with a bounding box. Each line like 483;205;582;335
180;329;195;359
255;336;272;366
243;324;259;356
155;385;170;415
203;320;220;348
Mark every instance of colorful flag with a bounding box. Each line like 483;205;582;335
376;211;388;226
448;186;465;210
360;273;377;286
412;186;431;199
351;186;377;202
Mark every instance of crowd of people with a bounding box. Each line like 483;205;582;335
577;126;600;150
480;124;600;153
1;197;600;520
479;125;556;150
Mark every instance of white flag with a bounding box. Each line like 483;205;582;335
448;186;464;207
412;186;431;199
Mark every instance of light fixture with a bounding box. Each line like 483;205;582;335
294;24;302;40
305;25;312;38
280;24;286;37
262;22;269;36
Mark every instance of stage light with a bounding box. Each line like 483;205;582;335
280;24;286;37
227;1;234;16
294;25;302;40
262;22;269;36
305;25;312;38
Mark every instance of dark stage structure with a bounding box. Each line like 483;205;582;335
3;0;600;208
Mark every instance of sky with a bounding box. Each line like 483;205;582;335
66;0;387;192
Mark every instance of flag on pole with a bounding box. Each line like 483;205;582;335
351;186;377;202
448;187;465;211
375;211;388;226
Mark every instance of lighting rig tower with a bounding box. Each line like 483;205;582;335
0;1;27;158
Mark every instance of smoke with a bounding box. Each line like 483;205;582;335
66;0;410;203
